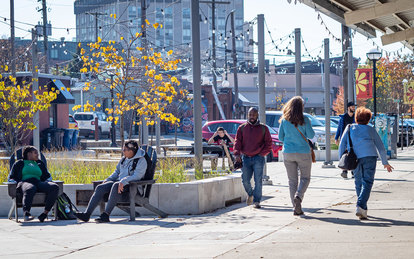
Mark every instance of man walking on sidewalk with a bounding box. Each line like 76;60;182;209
335;101;356;179
234;107;272;209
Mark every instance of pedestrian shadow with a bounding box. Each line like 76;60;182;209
303;214;414;227
74;217;185;228
257;205;293;212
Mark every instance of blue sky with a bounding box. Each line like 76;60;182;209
0;0;410;65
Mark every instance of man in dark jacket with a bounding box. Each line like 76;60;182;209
335;101;356;178
234;107;272;209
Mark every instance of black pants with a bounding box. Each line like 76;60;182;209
17;178;59;213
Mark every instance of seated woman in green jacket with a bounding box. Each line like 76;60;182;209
8;146;60;222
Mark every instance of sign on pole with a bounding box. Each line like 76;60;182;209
403;81;414;104
355;68;373;99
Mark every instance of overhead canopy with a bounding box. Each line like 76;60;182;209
49;79;75;104
303;0;414;50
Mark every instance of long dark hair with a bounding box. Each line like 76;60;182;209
23;146;38;160
280;96;305;126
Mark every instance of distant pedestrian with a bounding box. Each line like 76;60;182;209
339;107;393;220
234;107;272;209
278;96;315;216
208;127;235;146
335;101;356;178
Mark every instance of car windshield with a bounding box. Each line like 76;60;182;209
305;115;324;127
74;114;94;121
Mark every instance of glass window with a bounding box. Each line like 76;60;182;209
50;49;58;59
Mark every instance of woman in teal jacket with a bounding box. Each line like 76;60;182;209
278;96;315;216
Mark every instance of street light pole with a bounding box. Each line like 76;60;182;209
224;10;235;81
367;48;382;117
373;59;377;117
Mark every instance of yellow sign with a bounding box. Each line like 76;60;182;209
403;81;414;105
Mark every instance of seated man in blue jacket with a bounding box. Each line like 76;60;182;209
335;101;356;179
75;140;147;223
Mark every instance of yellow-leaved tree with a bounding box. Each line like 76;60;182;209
76;18;182;147
0;66;58;154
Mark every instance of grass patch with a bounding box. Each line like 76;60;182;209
1;156;232;184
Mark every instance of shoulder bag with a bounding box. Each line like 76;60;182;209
295;126;316;163
338;125;358;170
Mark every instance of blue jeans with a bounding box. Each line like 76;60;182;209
241;155;265;203
354;156;377;210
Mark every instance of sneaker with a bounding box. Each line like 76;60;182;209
293;196;304;215
341;171;348;179
356;206;368;220
74;212;90;222
24;212;34;222
38;213;48;223
253;202;261;209
246;195;253;206
95;212;110;223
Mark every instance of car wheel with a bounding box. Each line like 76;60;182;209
267;152;274;162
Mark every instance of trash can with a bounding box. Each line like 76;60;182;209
72;129;79;149
41;128;65;150
63;129;74;150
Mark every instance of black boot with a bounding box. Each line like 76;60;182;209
24;212;35;222
74;212;90;222
38;213;48;222
95;212;110;223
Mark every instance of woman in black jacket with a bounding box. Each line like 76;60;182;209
8;146;59;222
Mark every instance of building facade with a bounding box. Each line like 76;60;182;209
74;0;249;64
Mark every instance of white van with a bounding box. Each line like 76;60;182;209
73;111;112;138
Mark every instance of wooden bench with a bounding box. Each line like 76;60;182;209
5;148;64;222
87;147;122;158
92;145;167;220
158;153;219;170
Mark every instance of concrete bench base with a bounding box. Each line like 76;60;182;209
0;174;245;217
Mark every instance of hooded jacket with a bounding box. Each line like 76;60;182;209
106;148;147;185
233;120;273;157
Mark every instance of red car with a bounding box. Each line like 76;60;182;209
202;120;283;162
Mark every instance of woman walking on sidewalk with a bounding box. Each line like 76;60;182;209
339;107;393;220
278;96;315;215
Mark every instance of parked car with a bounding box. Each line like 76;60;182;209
74;111;111;138
314;116;339;133
265;111;335;150
202;120;283;162
68;114;78;129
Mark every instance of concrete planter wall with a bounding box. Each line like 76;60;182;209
0;174;245;217
278;150;339;162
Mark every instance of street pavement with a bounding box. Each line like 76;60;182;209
1;147;414;258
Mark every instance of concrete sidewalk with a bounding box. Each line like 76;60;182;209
1;149;414;258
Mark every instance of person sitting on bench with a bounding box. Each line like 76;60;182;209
8;146;60;222
75;140;147;223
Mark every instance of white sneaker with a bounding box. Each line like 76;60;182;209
356;206;368;219
246;196;253;206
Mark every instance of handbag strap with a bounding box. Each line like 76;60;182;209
295;125;312;152
347;124;354;150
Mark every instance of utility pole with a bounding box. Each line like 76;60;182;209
10;0;16;76
200;1;230;92
342;25;350;112
32;29;40;151
41;0;49;73
323;38;334;168
86;12;106;42
192;0;203;172
230;11;239;119
258;14;272;185
110;75;117;147
295;28;302;96
211;0;217;92
141;0;148;145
